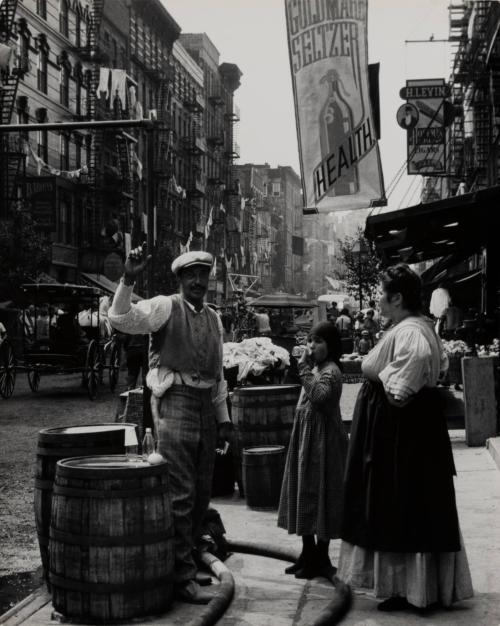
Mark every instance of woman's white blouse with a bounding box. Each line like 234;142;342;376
361;316;447;402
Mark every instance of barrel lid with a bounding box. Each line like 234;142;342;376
235;385;300;393
55;455;168;479
40;424;127;436
243;446;285;454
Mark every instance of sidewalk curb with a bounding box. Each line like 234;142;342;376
486;437;500;471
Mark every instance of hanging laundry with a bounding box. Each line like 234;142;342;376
134;100;143;120
110;69;127;110
128;84;137;107
0;43;12;71
132;150;143;180
97;67;110;99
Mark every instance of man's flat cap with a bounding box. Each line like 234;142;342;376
171;251;214;275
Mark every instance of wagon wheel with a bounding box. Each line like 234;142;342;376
85;340;100;400
108;341;121;392
27;368;41;392
0;341;17;399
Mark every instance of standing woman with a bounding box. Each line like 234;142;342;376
278;322;348;578
338;264;473;611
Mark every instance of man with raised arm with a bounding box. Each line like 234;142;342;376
108;243;233;604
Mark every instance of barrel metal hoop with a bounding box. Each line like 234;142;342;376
48;572;173;594
52;484;170;498
49;528;174;546
34;479;53;490
36;446;121;457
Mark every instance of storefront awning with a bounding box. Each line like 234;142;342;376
81;273;143;302
365;185;500;265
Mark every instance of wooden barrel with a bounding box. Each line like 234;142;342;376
242;445;286;509
34;424;126;586
231;384;300;455
49;455;174;622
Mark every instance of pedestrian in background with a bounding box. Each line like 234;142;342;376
338;263;473;612
123;332;146;390
335;308;352;337
278;322;348;579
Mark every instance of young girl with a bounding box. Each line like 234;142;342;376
277;322;348;579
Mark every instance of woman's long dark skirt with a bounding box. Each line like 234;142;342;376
341;380;460;553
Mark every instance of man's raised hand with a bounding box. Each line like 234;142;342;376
123;242;152;283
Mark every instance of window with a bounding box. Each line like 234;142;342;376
19;33;30;76
75;138;82;168
272;182;281;196
37;129;48;162
59;0;69;38
60;135;69;170
75;11;81;47
60;65;70;107
36;0;47;19
37;46;48;93
74;68;82;115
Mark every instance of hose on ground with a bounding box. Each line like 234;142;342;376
226;539;352;626
185;539;352;626
185;551;235;626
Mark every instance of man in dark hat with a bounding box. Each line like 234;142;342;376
109;244;233;604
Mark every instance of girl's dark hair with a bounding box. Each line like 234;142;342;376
339;308;350;317
309;321;343;369
381;263;422;313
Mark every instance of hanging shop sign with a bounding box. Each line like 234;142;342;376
285;0;385;213
400;78;448;176
25;177;56;231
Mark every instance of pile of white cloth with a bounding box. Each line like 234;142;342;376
223;337;290;381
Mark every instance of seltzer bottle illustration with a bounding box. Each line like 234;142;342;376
319;70;359;196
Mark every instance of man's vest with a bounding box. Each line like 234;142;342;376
149;294;222;381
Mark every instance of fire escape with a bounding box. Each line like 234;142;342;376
182;88;206;206
154;61;175;238
75;0;106;245
449;1;498;190
0;0;26;215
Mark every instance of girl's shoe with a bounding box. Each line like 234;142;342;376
285;560;303;575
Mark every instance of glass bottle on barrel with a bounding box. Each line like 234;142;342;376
319;69;359;196
142;427;155;461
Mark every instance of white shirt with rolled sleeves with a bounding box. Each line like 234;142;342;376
109;279;230;423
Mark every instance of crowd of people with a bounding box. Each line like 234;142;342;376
106;245;474;612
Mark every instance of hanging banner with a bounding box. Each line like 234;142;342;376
285;0;385;213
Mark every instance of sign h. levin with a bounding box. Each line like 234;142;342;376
399;78;449;175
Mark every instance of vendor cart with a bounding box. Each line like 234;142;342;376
0;284;121;400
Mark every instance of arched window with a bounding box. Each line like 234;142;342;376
37;37;49;93
59;56;71;107
74;64;83;116
75;9;81;48
59;0;69;38
36;0;47;20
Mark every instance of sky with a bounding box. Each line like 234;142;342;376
164;0;451;214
